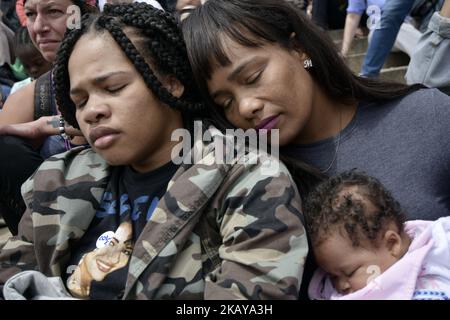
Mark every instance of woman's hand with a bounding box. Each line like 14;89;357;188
0;118;45;140
0;116;83;140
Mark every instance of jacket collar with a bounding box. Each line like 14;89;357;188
123;129;236;298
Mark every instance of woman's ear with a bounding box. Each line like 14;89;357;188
162;75;185;98
289;32;310;62
383;229;403;258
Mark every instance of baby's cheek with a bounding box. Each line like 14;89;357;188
350;272;370;291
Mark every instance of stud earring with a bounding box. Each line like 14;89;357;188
304;58;313;69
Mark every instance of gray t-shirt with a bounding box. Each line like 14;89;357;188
282;89;450;220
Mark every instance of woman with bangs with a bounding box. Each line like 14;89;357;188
183;0;450;222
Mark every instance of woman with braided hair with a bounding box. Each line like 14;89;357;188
0;3;308;300
0;0;98;236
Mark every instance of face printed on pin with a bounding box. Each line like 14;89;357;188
67;221;133;298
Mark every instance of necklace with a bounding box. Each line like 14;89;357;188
321;109;342;174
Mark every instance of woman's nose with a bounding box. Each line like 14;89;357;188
105;245;122;263
238;96;264;119
81;98;111;124
33;14;50;34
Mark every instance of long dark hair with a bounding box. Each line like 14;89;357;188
181;0;424;197
183;0;423;108
54;2;204;130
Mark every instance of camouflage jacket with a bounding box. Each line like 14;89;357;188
0;131;308;300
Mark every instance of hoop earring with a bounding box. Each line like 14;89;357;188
304;58;313;69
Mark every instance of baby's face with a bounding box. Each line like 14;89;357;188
17;47;52;79
314;229;400;295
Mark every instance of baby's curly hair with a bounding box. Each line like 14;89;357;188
54;2;204;129
304;169;406;248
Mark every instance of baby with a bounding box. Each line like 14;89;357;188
305;170;450;300
10;27;51;94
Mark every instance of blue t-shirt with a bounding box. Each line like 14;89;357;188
282;89;450;220
347;0;385;15
0;84;10;107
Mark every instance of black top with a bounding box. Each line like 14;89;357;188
64;161;178;299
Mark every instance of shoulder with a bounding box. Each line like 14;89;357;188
211;129;295;194
170;126;302;216
7;77;36;99
195;125;300;206
216;148;303;223
401;89;450;133
21;147;110;202
389;88;450;109
38;147;108;178
228;152;296;196
10;78;33;94
405;88;450;105
362;88;450;120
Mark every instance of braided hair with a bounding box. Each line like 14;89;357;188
54;2;204;129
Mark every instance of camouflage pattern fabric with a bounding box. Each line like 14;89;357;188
0;129;308;299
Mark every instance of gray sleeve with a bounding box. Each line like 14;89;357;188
0;21;15;65
431;89;450;175
406;12;450;89
3;271;77;300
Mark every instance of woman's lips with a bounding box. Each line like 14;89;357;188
93;134;120;149
89;126;121;149
37;40;59;50
96;259;113;273
255;115;279;131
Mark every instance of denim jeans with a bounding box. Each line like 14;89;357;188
0;85;11;107
360;0;416;77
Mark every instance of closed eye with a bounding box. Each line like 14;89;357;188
73;98;88;109
245;70;263;85
106;85;126;94
213;93;234;111
345;267;359;277
222;98;234;111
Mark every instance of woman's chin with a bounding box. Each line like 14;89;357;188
41;51;57;63
94;150;127;166
103;157;129;167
